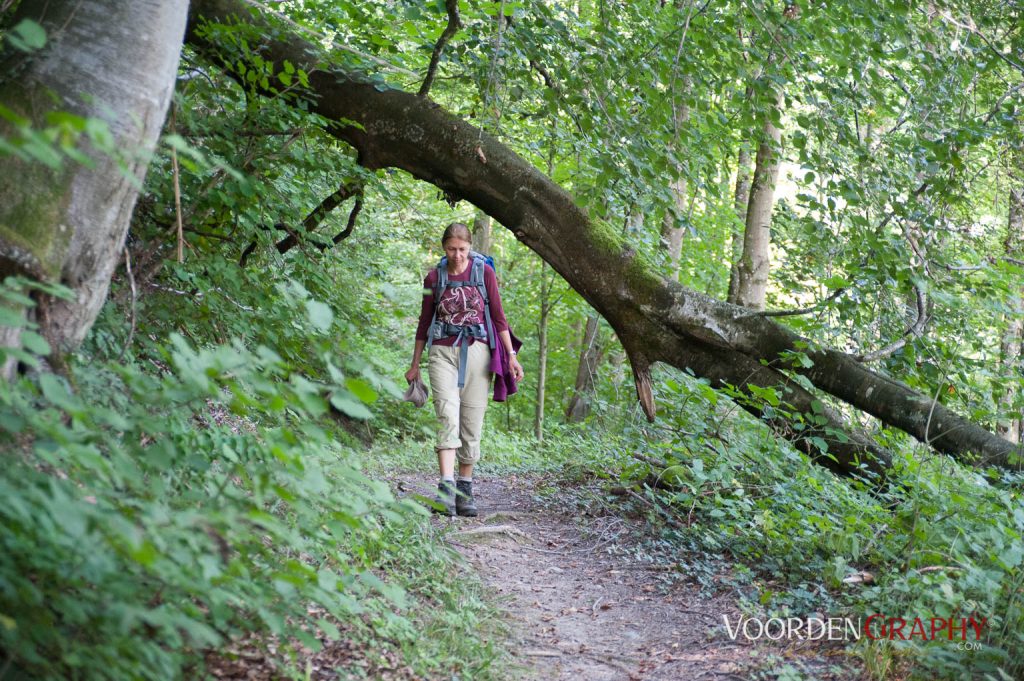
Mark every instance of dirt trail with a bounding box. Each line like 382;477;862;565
400;474;861;681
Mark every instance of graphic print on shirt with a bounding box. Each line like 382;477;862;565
438;285;484;326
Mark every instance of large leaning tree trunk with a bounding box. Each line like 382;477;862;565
187;0;1020;475
0;0;188;359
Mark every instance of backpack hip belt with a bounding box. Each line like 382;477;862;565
430;322;487;388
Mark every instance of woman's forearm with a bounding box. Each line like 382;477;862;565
411;339;426;367
498;330;514;357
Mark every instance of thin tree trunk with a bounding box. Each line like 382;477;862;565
734;140;755;220
0;316;22;380
727;146;752;304
472;212;493;255
734;92;783;310
661;78;690;278
998;186;1024;443
566;314;602;423
662;177;686;277
534;262;551;441
0;0;188;354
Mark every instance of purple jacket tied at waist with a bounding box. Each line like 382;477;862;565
490;329;523;402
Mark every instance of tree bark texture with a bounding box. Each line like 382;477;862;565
734;94;783;311
472;212;493;255
0;0;189;352
186;0;1020;473
727;146;752;304
998;187;1023;444
534;263;551;442
660;81;690;279
566;314;602;423
661;176;686;277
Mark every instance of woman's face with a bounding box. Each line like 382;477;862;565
444;237;471;271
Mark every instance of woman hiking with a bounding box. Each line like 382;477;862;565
406;222;524;517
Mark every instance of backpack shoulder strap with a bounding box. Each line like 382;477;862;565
470;255;496;350
426;263;446;351
434;258;448;300
469;255;487;295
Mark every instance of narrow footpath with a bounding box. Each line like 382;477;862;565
403;474;862;681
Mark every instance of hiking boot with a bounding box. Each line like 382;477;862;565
432;479;456;516
455;479;478;517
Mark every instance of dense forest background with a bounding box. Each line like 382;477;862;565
1;0;1023;679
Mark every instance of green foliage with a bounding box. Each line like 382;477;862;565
1;280;401;679
2;18;46;52
0;275;511;680
597;371;1024;679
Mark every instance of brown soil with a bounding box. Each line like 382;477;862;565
399;473;865;681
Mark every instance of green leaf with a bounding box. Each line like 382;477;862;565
0;307;26;327
306;300;334;332
747;384;780;407
20;330;50;355
21;135;63;168
8;19;47;51
38;373;77;410
998;544;1022;570
822;275;850;289
130;539;159;567
317;618;340;640
345;378;378;404
330;393;373;419
293;629;322;652
0;346;39;369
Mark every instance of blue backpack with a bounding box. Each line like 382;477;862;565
427;251;497;388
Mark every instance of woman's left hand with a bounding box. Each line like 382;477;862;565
509;356;524;383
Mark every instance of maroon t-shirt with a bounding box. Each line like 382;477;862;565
415;263;510;347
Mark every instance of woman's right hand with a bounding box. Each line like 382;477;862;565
405;366;421;383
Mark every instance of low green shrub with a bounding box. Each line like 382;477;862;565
610;373;1024;680
0;278;506;680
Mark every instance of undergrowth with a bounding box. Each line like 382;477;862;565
0;276;509;681
555;369;1024;681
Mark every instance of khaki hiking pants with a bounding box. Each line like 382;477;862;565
427;342;491;465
